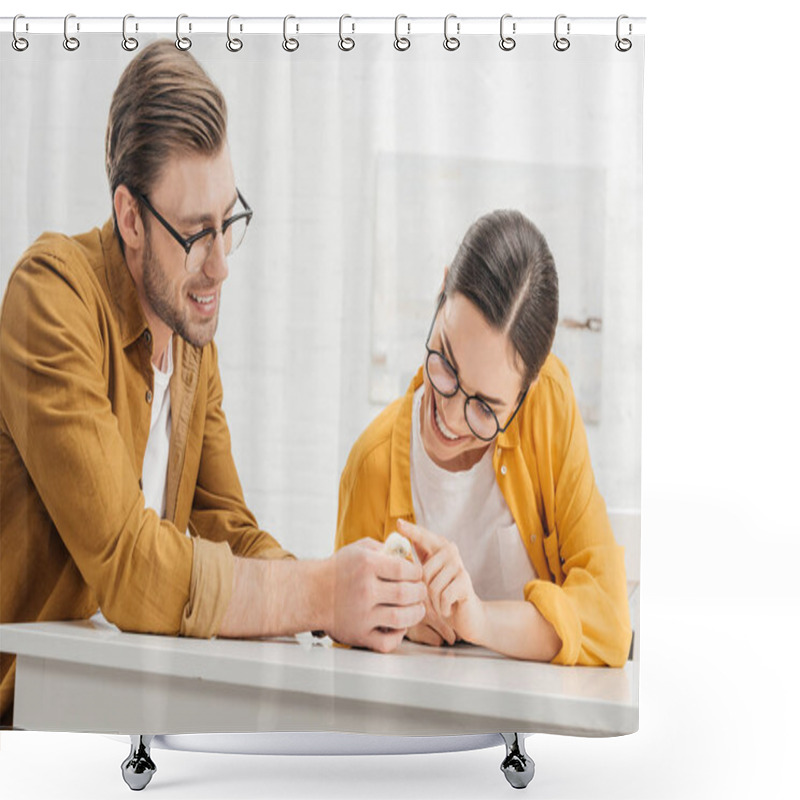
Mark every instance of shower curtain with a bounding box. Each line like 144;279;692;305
0;14;644;788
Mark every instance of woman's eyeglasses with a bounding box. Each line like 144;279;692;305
424;297;527;442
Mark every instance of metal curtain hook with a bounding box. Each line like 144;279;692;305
122;14;139;51
12;14;29;51
394;14;410;51
615;14;632;52
63;13;80;51
227;15;243;52
553;14;570;52
499;14;516;51
338;14;355;51
282;15;299;52
443;14;460;51
175;14;192;50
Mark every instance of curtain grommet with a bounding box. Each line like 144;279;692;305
338;14;355;51
175;14;192;51
282;15;299;52
553;14;571;52
226;15;243;52
499;14;516;51
443;14;460;51
12;14;29;51
615;15;633;52
63;13;80;52
394;14;411;51
121;14;139;51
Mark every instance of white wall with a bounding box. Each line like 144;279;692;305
1;30;642;559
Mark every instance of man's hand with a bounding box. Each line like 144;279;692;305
326;538;426;653
398;519;486;645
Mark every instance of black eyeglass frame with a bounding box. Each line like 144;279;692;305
133;188;253;271
424;295;528;442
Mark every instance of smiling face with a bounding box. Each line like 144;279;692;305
133;146;237;353
420;292;527;472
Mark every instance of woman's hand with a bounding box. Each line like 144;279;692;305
405;593;457;647
397;519;486;645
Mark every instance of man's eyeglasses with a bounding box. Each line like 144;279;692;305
133;189;253;274
424;296;527;442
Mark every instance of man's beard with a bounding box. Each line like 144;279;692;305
142;236;218;349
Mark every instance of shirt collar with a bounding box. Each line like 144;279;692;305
388;367;423;520
99;217;149;348
496;404;522;449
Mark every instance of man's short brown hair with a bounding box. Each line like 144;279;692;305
105;39;227;224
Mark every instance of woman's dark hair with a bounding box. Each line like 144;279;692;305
443;209;559;389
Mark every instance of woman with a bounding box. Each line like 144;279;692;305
335;210;631;667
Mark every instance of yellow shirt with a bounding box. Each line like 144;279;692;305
0;219;292;726
335;357;631;667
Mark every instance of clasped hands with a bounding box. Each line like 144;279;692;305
327;519;482;653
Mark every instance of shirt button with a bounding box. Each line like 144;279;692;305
500;465;507;475
143;330;152;345
145;390;153;403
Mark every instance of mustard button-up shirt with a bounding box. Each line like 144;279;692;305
0;219;292;726
335;358;631;667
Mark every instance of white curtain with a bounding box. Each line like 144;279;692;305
0;32;643;560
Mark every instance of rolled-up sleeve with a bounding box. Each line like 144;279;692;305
524;371;631;667
180;536;236;637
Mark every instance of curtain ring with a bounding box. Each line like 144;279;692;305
175;14;192;51
122;14;139;51
499;14;516;51
12;15;29;52
226;15;243;52
615;15;632;52
443;14;460;51
282;15;299;52
338;14;355;51
63;13;80;51
553;14;570;52
394;14;410;51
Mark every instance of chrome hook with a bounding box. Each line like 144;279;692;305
122;14;138;51
282;15;299;52
499;14;516;51
338;14;355;51
443;14;460;51
12;14;29;52
394;14;411;51
553;14;570;52
227;15;243;52
175;14;191;50
63;13;80;51
615;15;632;52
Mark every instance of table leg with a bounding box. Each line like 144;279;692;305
121;734;157;791
500;733;535;789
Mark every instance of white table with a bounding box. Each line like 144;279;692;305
0;617;637;738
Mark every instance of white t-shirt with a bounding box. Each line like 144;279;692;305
141;338;173;518
92;340;173;628
409;387;537;602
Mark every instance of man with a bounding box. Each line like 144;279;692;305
0;40;425;728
